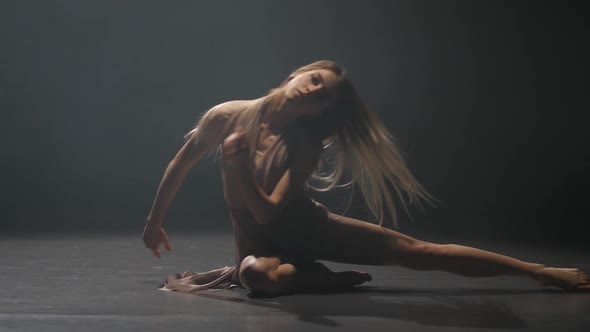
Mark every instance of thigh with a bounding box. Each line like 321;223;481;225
316;211;422;265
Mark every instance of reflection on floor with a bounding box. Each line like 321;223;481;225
1;232;589;331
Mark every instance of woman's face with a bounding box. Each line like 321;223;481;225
284;69;339;116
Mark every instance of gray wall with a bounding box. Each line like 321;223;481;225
1;1;588;246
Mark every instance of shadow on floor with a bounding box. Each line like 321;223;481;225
178;286;554;328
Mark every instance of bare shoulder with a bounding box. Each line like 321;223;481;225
185;100;253;144
191;99;255;140
207;99;253;120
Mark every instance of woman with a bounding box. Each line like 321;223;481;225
142;60;589;295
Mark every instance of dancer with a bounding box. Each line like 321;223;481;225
142;60;589;295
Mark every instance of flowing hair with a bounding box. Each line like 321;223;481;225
187;60;439;228
301;61;440;228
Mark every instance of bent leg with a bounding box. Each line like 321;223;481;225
316;212;590;290
239;255;372;296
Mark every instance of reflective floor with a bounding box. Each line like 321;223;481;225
1;232;589;331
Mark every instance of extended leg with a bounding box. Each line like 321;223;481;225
316;212;590;291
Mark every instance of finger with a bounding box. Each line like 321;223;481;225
152;249;161;258
164;241;172;252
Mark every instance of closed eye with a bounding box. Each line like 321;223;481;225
311;72;323;86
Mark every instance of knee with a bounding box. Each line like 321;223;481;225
238;256;293;295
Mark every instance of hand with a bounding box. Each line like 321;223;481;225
222;131;249;167
142;224;172;258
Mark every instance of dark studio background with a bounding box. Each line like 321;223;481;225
1;1;588;248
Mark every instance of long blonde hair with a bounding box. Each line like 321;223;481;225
303;61;439;227
189;60;439;228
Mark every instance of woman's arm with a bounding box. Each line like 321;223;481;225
143;102;241;257
145;104;234;226
145;152;195;226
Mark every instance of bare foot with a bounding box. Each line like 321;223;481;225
536;267;590;291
